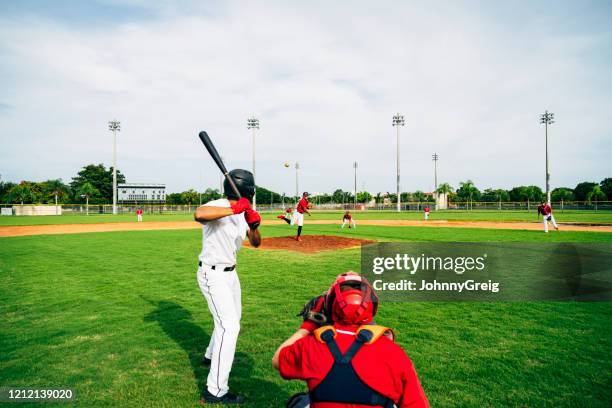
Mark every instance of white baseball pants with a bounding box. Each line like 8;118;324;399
543;214;558;232
197;265;242;397
341;219;356;228
291;212;304;226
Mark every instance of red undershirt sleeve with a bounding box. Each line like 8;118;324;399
278;340;307;380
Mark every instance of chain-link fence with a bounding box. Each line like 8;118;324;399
0;204;201;215
259;201;612;212
444;201;612;211
1;201;611;215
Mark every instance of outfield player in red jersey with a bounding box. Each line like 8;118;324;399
136;208;143;222
341;211;356;229
537;201;559;233
424;206;430;220
272;272;429;408
291;192;311;241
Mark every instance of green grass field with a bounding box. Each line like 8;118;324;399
1;225;611;407
1;210;611;226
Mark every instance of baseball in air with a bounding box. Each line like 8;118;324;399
284;162;290;167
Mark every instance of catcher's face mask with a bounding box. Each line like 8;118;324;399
326;272;378;325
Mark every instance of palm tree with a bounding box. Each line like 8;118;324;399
44;179;68;214
181;189;199;206
459;180;478;210
78;182;98;215
375;192;382;204
8;182;36;205
434;183;453;210
436;183;453;194
412;190;426;210
586;185;606;210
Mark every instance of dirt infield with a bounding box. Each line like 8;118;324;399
1;219;611;238
0;221;200;237
244;235;375;253
334;219;612;232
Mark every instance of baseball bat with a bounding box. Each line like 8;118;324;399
198;131;241;198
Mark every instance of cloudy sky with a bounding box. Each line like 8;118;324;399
0;0;610;195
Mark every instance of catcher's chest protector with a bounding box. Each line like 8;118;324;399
310;327;394;408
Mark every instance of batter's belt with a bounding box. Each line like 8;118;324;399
198;261;236;271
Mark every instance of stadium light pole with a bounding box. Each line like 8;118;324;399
353;161;358;208
431;153;440;192
108;119;121;215
432;153;438;193
539;111;555;205
392;113;405;212
432;153;439;209
247;117;260;210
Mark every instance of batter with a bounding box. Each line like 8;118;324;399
193;169;261;405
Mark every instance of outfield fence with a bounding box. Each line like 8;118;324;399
0;204;201;216
1;201;611;215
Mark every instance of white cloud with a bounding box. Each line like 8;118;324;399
0;1;610;194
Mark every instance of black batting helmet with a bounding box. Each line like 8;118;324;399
224;169;255;201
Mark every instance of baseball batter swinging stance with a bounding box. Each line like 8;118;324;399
193;169;261;405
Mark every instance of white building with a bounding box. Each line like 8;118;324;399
118;183;166;203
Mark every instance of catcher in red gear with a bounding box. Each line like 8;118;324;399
272;272;429;408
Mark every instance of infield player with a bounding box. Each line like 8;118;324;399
291;192;311;241
424;206;430;220
193;169;261;405
341;210;356;229
272;272;430;408
136;208;143;222
537;201;559;233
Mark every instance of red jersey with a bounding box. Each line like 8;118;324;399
542;204;552;215
279;325;429;408
343;214;352;221
136;209;143;215
424;207;430;213
297;197;309;214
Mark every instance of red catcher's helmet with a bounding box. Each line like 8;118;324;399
325;272;378;325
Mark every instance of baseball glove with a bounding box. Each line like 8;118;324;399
297;295;328;325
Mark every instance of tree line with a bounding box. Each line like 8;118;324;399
1;164;125;205
433;179;612;203
1;163;610;205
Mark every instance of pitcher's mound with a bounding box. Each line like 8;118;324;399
246;235;375;253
